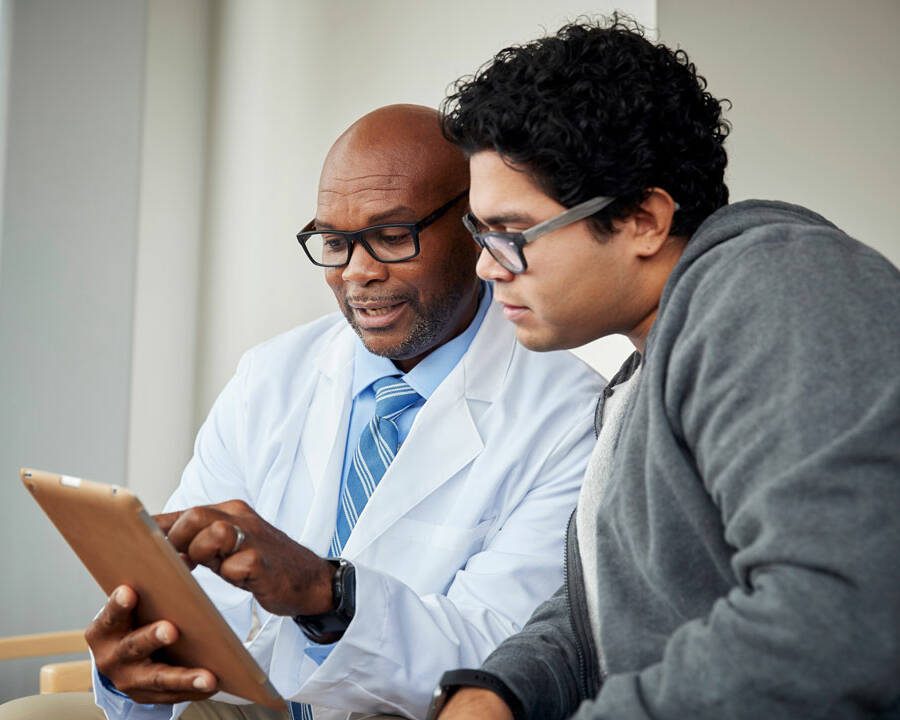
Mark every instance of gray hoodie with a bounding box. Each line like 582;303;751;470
479;200;900;719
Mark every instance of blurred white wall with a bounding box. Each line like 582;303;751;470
126;0;211;513
658;0;900;268
0;0;10;276
0;0;146;700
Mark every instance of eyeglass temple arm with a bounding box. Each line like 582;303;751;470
521;196;616;242
415;190;470;229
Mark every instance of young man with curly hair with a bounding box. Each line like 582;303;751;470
429;16;900;720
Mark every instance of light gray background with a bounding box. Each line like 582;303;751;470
1;0;897;702
658;0;900;260
0;0;145;698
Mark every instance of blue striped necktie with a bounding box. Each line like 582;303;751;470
291;377;420;720
330;376;421;556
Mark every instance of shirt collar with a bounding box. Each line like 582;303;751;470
351;281;493;401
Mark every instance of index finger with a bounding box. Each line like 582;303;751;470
154;500;251;534
154;510;184;534
164;506;233;554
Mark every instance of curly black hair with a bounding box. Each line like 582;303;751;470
440;14;730;237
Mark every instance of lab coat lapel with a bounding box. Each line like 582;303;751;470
341;303;515;557
298;327;355;554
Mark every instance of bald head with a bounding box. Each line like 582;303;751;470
312;104;481;371
320;104;468;210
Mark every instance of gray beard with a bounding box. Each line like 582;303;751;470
339;286;469;362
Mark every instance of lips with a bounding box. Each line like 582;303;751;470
495;297;530;323
353;303;402;315
347;299;409;329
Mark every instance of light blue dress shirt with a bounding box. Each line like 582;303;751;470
303;281;492;665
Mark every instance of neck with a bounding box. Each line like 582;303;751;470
626;234;688;354
627;307;657;354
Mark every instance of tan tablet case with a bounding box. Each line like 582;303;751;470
21;468;284;709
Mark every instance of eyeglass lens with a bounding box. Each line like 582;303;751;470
304;226;417;266
483;234;525;273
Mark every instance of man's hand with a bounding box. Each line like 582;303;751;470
437;688;515;720
155;500;335;617
85;585;217;705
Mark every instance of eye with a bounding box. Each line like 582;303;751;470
374;228;412;244
321;234;347;250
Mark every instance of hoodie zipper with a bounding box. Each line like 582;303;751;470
564;512;603;701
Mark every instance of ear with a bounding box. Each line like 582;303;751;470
630;188;677;259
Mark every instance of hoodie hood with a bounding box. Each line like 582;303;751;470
647;199;846;355
670;200;841;294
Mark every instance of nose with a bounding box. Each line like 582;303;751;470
342;242;389;285
476;247;515;282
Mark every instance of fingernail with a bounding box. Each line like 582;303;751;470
114;588;129;607
193;675;212;691
156;625;174;643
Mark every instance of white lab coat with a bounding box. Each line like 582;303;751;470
92;302;603;720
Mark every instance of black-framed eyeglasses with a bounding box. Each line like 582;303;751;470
297;190;469;268
462;195;616;274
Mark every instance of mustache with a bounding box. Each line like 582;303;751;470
344;293;417;305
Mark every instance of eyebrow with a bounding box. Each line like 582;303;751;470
314;205;418;231
475;211;538;228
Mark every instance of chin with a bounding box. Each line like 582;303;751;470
359;332;402;356
514;326;569;353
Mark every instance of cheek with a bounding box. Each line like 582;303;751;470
527;255;582;315
524;257;606;339
324;269;343;297
404;250;467;302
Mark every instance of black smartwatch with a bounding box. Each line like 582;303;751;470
424;668;525;720
292;558;356;642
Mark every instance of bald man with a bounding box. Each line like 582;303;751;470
0;107;602;720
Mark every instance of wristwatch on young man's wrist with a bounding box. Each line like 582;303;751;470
292;557;356;642
424;668;525;720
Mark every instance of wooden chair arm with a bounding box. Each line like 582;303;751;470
40;659;93;693
0;630;87;661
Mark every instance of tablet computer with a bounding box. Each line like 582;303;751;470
21;468;284;709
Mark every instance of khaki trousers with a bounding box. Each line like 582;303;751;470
0;693;402;720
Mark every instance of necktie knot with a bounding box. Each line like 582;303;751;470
373;376;421;420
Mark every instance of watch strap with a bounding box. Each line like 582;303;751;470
292;558;356;641
425;668;526;720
